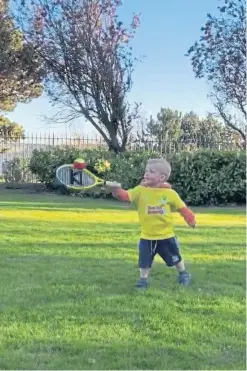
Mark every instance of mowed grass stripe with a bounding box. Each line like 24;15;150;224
0;192;245;370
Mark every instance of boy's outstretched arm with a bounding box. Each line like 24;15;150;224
178;206;196;228
111;186;130;202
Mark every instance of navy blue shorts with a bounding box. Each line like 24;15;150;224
138;237;182;268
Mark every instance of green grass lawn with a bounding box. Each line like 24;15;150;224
0;190;246;370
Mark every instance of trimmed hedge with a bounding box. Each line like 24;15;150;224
169;151;246;205
29;147;246;205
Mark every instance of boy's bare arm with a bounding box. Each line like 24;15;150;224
112;188;130;202
178;207;196;228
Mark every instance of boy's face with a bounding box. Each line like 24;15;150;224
143;164;165;187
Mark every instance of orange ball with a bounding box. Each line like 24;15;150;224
73;158;86;170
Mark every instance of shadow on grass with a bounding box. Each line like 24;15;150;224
1;253;245;299
0;193;132;211
0;239;245;253
1;337;246;370
0;222;139;235
0;262;246;371
0;203;133;212
0;190;245;214
0;250;246;370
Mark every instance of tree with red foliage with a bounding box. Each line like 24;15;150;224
14;0;141;152
187;0;246;142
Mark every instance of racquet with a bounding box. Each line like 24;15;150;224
56;164;121;191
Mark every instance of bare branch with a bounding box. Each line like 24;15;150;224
212;93;246;140
187;0;246;138
13;0;141;152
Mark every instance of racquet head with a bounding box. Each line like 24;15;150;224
56;165;103;190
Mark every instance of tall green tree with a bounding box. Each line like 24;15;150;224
196;114;236;148
0;115;24;153
0;116;24;138
146;108;183;145
187;0;246;141
136;108;242;151
0;0;44;147
0;0;44;112
180;112;201;139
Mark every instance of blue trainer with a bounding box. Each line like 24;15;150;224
178;271;191;286
136;278;148;289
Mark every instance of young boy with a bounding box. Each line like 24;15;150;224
110;158;196;288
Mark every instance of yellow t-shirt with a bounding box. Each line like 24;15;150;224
128;186;185;240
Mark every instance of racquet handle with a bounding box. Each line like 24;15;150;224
105;181;122;188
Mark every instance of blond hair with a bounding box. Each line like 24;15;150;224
146;158;171;180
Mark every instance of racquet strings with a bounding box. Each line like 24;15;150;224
79;171;96;187
57;167;96;187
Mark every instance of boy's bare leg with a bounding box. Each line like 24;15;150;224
136;268;150;288
140;268;150;278
175;260;185;272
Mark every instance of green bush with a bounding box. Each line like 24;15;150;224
169;151;246;205
29;147;82;185
29;147;154;186
29;147;246;205
3;157;34;183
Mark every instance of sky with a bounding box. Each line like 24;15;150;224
6;0;221;136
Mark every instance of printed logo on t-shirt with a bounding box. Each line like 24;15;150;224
147;196;168;215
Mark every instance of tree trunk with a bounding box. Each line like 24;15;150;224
107;127;127;153
108;137;124;153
